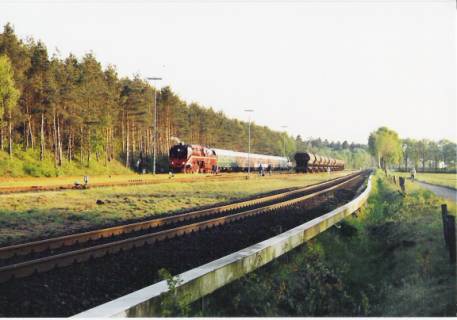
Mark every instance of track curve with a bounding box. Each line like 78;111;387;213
0;171;364;283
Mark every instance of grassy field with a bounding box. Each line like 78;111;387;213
0;171;351;246
185;170;456;317
0;172;252;188
395;172;457;190
0;173;144;188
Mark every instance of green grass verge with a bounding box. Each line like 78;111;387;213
395;171;457;190
0;172;349;245
184;170;456;317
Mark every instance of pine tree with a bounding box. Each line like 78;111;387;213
0;55;20;157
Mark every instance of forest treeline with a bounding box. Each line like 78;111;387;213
399;138;456;171
0;23;373;177
368;127;456;171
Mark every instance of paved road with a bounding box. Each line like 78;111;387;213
415;180;457;202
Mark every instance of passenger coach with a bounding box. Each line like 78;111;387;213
169;143;290;173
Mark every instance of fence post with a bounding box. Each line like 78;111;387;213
447;215;456;264
441;204;449;247
399;177;405;193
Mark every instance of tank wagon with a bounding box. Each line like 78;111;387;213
294;152;344;173
169;143;290;173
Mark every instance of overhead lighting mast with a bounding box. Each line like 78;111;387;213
146;77;162;175
281;125;288;157
245;109;254;177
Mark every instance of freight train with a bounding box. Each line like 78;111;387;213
169;143;344;173
294;152;345;173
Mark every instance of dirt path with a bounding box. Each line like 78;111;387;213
416;180;457;202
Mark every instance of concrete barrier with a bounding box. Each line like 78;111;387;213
74;174;372;317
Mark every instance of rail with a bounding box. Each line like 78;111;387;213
0;171;360;260
0;171;338;194
0;172;364;283
74;173;372;317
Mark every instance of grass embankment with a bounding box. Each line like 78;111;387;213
0;171;350;246
0;149;132;178
186;171;456;317
396;171;457;190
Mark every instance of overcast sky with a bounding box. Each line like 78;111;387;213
1;0;455;144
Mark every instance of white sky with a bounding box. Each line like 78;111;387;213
0;0;455;144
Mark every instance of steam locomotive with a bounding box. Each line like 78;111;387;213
169;143;290;173
169;143;345;173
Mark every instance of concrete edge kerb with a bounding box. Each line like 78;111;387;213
74;174;372;318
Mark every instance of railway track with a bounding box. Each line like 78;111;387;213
0;171;300;195
0;171;365;284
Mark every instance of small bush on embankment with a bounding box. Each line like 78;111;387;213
0;149;132;177
187;170;456;316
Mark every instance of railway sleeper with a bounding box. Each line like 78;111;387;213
92;251;106;259
0;173;363;283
